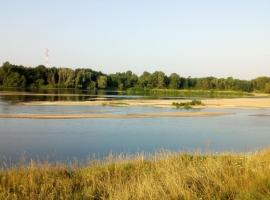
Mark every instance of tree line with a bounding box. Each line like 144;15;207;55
0;62;270;93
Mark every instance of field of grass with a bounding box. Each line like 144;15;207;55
0;150;270;200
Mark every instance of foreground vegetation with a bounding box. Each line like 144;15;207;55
1;62;270;94
1;150;270;200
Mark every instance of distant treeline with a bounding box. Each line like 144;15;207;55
0;62;270;93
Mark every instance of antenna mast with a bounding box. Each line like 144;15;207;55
45;48;49;67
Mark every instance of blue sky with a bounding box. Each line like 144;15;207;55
0;0;269;79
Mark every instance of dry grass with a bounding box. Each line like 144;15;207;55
0;150;270;200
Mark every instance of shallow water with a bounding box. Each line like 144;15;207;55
0;92;270;163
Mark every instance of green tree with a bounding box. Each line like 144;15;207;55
149;71;167;88
168;73;181;89
108;71;137;90
124;71;138;88
265;83;270;93
138;71;151;88
33;65;48;84
47;67;59;87
195;77;216;90
58;68;75;88
252;77;270;91
1;62;12;75
183;77;196;89
97;75;108;89
75;69;92;89
3;72;26;87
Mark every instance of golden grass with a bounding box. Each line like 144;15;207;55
1;150;270;200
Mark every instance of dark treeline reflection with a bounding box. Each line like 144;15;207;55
0;94;93;103
0;88;146;103
1;62;270;93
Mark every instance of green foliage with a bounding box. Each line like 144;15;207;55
148;71;168;88
3;72;26;88
252;77;270;92
32;79;45;88
88;81;97;90
97;75;107;89
75;69;92;89
108;71;138;90
264;83;270;93
172;99;203;109
168;73;182;89
58;68;75;88
0;61;270;93
137;71;150;88
47;67;59;86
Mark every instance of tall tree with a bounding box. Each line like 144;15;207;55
58;68;75;88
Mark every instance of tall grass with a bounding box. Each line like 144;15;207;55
0;150;270;199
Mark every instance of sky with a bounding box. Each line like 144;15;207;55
0;0;270;79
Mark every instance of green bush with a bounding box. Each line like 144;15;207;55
172;99;203;109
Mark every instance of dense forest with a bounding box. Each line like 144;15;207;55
0;62;270;93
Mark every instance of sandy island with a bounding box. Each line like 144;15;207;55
20;98;270;109
1;92;270;119
0;112;231;119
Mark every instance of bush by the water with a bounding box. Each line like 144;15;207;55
172;99;203;109
0;150;270;200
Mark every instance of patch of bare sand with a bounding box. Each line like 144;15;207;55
20;98;270;108
0;112;231;119
203;98;270;108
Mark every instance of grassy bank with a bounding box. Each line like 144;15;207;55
127;88;254;98
1;150;270;200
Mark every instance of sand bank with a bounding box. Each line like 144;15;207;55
0;112;230;119
20;98;270;109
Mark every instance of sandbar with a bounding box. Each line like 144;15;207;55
0;112;231;119
20;98;270;109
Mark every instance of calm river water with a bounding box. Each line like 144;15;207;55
0;91;270;163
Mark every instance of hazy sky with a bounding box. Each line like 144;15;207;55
0;0;270;79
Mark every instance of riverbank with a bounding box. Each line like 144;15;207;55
21;97;270;109
1;149;269;199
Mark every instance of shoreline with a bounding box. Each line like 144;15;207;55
0;112;231;119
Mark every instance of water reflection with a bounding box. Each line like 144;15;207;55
0;88;189;104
